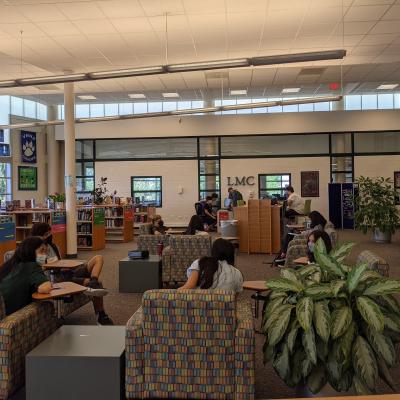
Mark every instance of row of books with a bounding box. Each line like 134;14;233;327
78;237;92;247
77;210;92;221
105;219;124;228
77;224;92;234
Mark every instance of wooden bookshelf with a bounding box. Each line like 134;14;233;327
77;206;105;251
104;204;133;243
8;209;67;257
0;214;16;262
132;205;156;236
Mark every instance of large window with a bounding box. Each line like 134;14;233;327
131;176;162;207
0;163;12;204
259;173;291;199
75;140;95;199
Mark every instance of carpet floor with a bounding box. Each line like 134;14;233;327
62;229;400;399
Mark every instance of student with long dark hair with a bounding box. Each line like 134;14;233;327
307;230;332;263
30;222;113;325
0;236;51;315
185;215;209;236
179;238;243;292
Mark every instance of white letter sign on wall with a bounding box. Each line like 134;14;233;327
227;176;255;186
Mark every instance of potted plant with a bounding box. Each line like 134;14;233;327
354;176;400;243
263;240;400;396
48;193;65;209
92;177;108;205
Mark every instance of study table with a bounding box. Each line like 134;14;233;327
32;281;87;318
166;228;186;235
42;259;86;269
243;280;269;322
293;256;309;265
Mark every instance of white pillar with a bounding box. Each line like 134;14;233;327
46;106;60;194
64;82;77;257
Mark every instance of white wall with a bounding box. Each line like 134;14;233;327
221;157;331;217
95;160;198;225
55;109;400;140
11;117;48;203
354;155;400;180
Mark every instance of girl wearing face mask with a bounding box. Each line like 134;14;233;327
307;230;332;263
0;236;51;315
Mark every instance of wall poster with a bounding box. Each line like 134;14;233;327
301;171;319;197
21;130;37;163
18;166;37;191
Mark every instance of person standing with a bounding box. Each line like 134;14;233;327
228;187;243;207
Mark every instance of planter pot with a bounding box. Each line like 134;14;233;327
373;228;391;243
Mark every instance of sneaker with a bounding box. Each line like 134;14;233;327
274;258;286;264
98;313;114;325
85;287;108;297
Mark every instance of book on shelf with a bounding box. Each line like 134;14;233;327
78;236;92;247
77;223;92;234
25;199;35;209
105;218;123;228
6;201;13;211
77;209;92;221
12;200;21;209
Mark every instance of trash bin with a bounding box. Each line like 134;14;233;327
220;220;238;237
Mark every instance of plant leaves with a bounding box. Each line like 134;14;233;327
304;284;333;300
306;362;327;394
359;270;383;283
268;305;292;346
314;240;344;277
281;268;301;284
380;295;400;314
302;356;313;378
377;356;396;392
266;277;304;293
302;327;317;365
356;296;384;332
347;262;368;293
366;328;395;367
296;297;314;331
298;264;319;278
384;313;400;333
316;336;329;362
353;375;372;395
263;304;293;333
269;291;288;300
330;280;346;297
263;341;275;364
364;280;400;296
291;349;304;386
330;242;355;263
313;301;330;342
339;322;355;361
352;335;378;391
326;351;342;389
286;324;299;354
273;343;290;381
331;306;352;339
264;297;284;321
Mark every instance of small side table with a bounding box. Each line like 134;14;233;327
119;255;161;293
26;325;125;400
243;280;270;320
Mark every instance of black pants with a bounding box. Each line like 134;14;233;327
285;209;302;219
281;233;295;254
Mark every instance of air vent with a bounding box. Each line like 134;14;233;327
34;84;60;90
298;68;326;76
205;71;229;80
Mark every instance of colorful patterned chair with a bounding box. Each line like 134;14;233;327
161;235;212;285
125;289;255;399
357;250;389;277
137;235;170;255
284;238;308;268
0;297;58;399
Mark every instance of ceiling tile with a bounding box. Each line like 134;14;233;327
56;2;104;20
345;5;391;21
382;5;400;20
17;4;65;22
138;0;185;15
333;21;375;35
110;17;153;33
0;6;29;23
370;21;400;34
96;0;145;18
299;23;337;37
149;15;189;31
39;21;81;36
359;33;399;45
1;22;46;38
182;0;226;14
75;19;117;35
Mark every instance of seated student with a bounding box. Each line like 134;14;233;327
179;238;243;293
150;215;167;235
203;196;217;230
307;230;332;263
284;185;305;219
277;210;328;261
185;215;209;236
0;236;52;315
30;223;113;325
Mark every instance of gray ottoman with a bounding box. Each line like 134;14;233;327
26;325;125;400
119;255;161;292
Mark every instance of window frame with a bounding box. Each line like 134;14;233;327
0;162;12;203
131;176;163;207
258;173;291;199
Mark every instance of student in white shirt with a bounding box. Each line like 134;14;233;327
284;185;305;219
179;238;243;293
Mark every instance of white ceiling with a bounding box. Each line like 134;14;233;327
0;0;400;104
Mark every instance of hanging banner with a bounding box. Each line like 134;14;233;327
21;130;37;163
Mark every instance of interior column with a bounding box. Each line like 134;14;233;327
46;105;60;194
64;81;78;257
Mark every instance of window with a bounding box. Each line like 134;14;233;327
131;176;162;207
199;159;220;200
75;140;95;199
259;173;291;198
0;162;12;203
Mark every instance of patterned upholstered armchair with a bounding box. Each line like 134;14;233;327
137;235;170;255
0;297;58;399
3;250;90;318
357;250;389;277
126;289;255;400
284;238;308;268
161;235;211;285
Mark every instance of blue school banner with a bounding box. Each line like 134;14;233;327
21;130;36;163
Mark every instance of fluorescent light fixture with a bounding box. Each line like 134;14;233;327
230;89;247;95
162;92;179;98
282;88;300;93
128;93;146;99
377;84;398;90
78;95;97;100
17;73;86;86
89;66;165;79
0;95;342;130
251;50;346;66
0;49;346;88
167;58;249;72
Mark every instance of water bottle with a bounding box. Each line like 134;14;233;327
50;270;55;286
157;241;164;257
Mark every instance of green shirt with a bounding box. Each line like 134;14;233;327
0;262;48;315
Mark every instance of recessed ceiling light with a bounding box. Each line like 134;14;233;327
282;88;301;93
230;89;247;95
377;84;398;90
128;93;146;99
162;92;179;98
78;95;97;100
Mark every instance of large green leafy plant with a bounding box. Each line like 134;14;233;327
263;240;400;395
354;176;400;234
